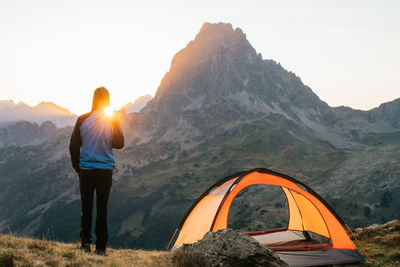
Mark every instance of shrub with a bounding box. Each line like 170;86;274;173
0;250;14;267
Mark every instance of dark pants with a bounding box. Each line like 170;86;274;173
79;169;112;250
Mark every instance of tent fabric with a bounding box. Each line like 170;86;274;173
283;187;303;231
169;168;364;266
250;230;325;247
211;171;355;249
249;230;332;251
277;249;364;267
288;189;330;237
174;177;238;246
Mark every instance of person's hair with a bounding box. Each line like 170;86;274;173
91;87;110;112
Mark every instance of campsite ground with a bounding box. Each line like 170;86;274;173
0;221;398;266
342;220;400;267
0;235;171;267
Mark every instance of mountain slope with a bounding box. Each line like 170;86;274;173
0;22;399;251
0;121;57;147
121;95;153;114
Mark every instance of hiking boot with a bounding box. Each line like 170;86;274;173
94;249;107;256
80;243;91;253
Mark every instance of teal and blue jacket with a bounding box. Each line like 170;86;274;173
69;111;124;172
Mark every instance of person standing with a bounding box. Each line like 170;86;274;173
69;87;124;255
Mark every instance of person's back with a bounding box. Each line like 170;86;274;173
69;87;124;255
77;111;123;170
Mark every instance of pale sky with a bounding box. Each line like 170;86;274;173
0;0;399;115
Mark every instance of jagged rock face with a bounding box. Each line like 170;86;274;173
156;22;261;99
155;22;322;107
139;23;333;141
369;98;400;129
136;22;400;149
172;229;288;267
332;98;400;138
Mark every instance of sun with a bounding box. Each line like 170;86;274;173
105;106;114;116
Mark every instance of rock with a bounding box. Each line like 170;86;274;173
172;229;288;267
355;219;400;232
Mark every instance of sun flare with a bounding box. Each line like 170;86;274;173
105;107;114;116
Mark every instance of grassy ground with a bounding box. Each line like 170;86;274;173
345;220;400;267
0;235;172;267
0;220;398;266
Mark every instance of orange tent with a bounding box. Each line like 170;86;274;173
167;168;364;267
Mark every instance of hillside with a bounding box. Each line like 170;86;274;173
0;233;170;267
0;220;399;266
0;121;57;147
0;22;399;250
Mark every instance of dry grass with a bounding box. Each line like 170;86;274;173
0;221;399;266
334;220;400;267
347;220;400;267
0;234;172;267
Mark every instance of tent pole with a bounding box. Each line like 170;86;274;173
345;224;373;264
166;228;178;251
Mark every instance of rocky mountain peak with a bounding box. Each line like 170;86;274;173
137;22;399;148
139;22;333;141
195;22;247;48
154;22;260;100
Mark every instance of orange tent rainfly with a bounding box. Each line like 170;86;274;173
167;168;364;267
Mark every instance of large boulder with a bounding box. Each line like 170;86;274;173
172;229;288;267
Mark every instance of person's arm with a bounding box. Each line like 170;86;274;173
69;118;82;173
111;118;124;149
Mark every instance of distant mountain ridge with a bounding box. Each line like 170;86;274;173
0;94;153;128
0;99;16;109
0;22;398;251
0;101;77;128
120;95;152;114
